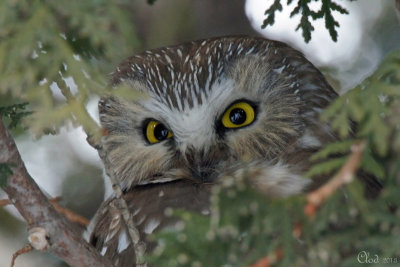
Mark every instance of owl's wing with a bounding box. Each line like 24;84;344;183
89;179;211;267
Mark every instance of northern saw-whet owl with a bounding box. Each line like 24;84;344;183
87;36;343;266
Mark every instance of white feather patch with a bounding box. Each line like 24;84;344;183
143;219;161;234
298;130;322;148
246;162;310;197
117;230;130;253
101;246;108;256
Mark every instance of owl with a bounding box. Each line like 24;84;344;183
87;36;341;266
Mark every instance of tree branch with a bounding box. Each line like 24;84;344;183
97;143;146;266
0;117;112;267
58;80;146;264
305;141;366;217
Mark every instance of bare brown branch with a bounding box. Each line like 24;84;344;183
250;257;270;267
0;117;112;267
10;244;33;267
250;248;283;267
305;141;366;217
0;197;89;226
50;199;90;226
0;198;10;206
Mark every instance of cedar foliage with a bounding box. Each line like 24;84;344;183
262;0;350;42
148;169;400;266
0;0;399;266
0;0;138;138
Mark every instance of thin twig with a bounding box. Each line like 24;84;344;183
50;199;90;226
10;244;33;267
0;197;89;226
0;198;10;206
250;248;283;267
305;141;366;217
0;117;112;266
99;149;146;266
59;83;146;264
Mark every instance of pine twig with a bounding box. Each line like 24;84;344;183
0;117;112;267
305;141;366;217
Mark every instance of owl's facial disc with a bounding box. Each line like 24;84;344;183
98;36;340;190
140;99;260;182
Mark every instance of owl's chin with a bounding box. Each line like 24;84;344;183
133;162;309;199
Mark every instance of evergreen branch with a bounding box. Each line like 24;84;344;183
306;156;347;177
310;140;354;161
0;117;112;267
55;76;146;262
55;76;103;145
319;0;348;42
261;0;283;29
0;0;137;136
290;0;319;43
305;141;366;217
262;0;351;42
322;50;400;156
42;17;145;263
0;103;31;129
63;83;146;264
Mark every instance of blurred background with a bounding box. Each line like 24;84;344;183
0;0;399;266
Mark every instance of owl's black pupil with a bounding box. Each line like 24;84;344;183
229;108;246;125
154;123;169;140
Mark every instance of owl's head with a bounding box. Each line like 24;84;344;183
99;36;337;193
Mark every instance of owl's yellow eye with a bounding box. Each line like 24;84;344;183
145;120;173;144
221;101;255;129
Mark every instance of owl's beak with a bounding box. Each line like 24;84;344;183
190;165;214;183
184;147;218;183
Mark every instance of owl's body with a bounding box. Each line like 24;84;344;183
88;36;340;265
